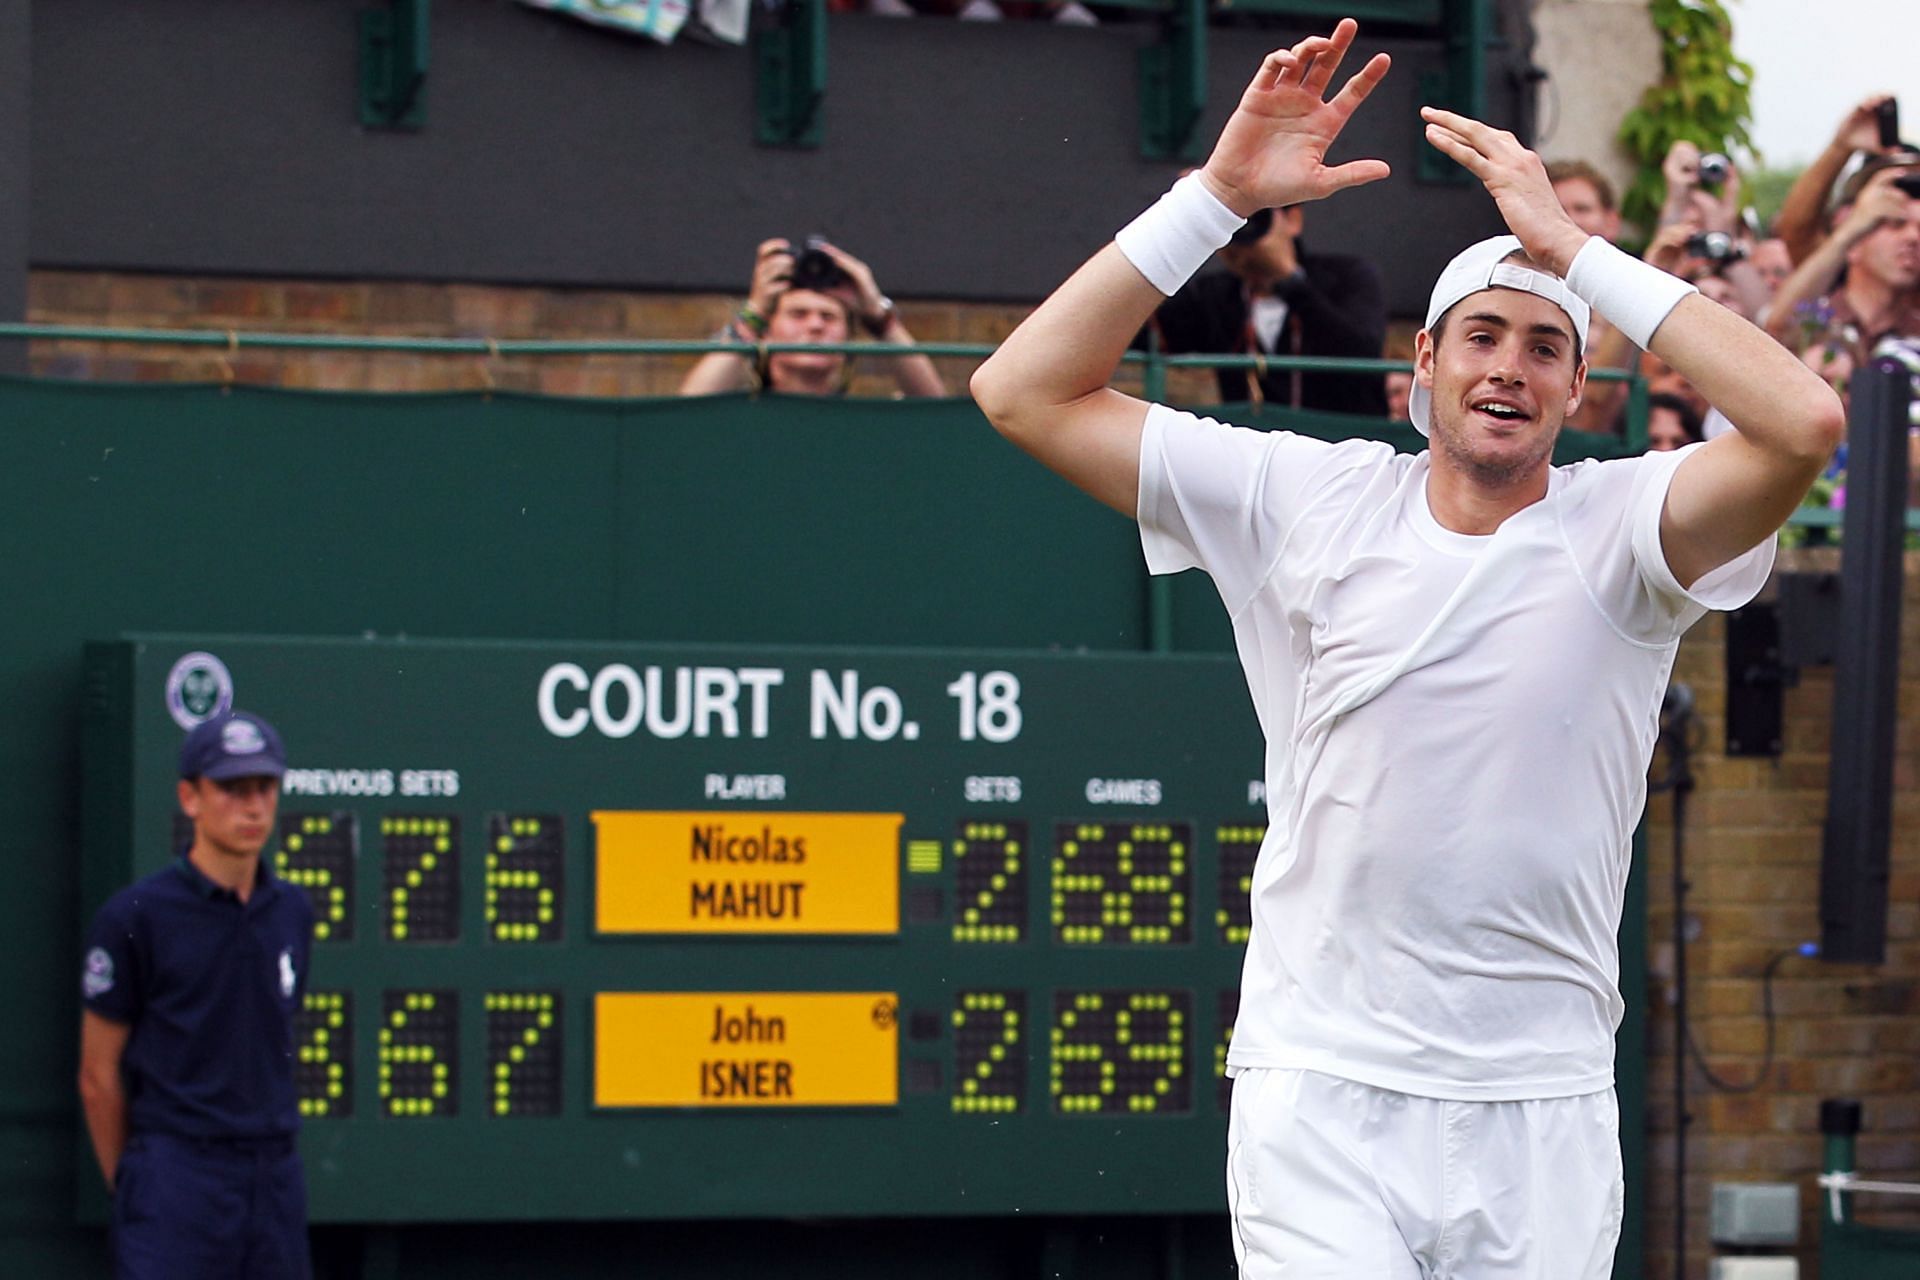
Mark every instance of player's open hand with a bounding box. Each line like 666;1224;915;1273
1421;107;1588;275
1197;20;1391;218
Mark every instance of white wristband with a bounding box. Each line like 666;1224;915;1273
1114;174;1247;297
1564;235;1697;350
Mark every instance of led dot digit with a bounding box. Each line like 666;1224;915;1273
1216;989;1239;1113
485;813;563;943
1215;825;1264;946
378;989;458;1118
1049;989;1190;1115
295;990;352;1119
485;991;562;1117
951;821;1026;944
1052;822;1192;946
950;991;1024;1113
382;814;460;943
274;812;356;942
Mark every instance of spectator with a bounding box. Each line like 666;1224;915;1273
1547;160;1632;432
1766;158;1920;378
1774;95;1916;267
1751;237;1793;297
679;238;946;397
1546;160;1621;242
1768;159;1920;493
1143;203;1388;414
1646;391;1704;451
1653;142;1771;321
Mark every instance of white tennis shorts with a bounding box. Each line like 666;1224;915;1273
1226;1068;1624;1279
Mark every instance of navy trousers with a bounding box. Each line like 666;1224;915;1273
113;1132;311;1280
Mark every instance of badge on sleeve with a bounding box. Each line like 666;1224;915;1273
82;947;115;999
279;949;296;999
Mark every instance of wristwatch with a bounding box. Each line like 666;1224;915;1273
862;297;896;338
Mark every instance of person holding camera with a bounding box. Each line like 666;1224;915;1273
1774;95;1916;268
678;238;946;398
1652;142;1771;321
1764;157;1920;379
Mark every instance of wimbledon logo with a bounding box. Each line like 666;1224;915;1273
165;651;234;731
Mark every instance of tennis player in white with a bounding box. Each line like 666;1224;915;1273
973;19;1842;1278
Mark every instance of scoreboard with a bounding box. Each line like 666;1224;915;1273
80;636;1266;1222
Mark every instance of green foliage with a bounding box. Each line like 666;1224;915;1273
1615;0;1756;233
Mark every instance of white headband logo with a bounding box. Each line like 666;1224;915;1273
1485;263;1587;338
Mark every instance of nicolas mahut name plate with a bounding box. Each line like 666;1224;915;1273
591;810;903;935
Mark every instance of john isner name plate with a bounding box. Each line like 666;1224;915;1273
594;992;900;1107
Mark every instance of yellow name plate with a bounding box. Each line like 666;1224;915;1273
595;992;900;1108
591;810;902;935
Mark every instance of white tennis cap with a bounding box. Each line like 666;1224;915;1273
1409;235;1591;437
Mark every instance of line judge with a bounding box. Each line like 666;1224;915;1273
79;712;315;1279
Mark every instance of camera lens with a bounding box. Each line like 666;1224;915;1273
1697;153;1731;187
1685;231;1734;261
788;246;850;293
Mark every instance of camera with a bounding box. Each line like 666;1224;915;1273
786;235;850;293
1685;230;1739;262
1878;99;1902;151
1695;152;1732;191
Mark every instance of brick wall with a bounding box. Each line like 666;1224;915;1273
22;269;1220;404
1647;549;1920;1279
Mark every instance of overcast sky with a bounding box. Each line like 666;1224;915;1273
1731;0;1920;166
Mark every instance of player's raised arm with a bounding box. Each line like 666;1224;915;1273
1421;108;1845;588
970;20;1391;516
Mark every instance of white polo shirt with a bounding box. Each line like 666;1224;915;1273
1138;404;1771;1100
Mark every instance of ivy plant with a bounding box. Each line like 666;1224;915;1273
1615;0;1757;233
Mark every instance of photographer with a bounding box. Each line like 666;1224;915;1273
1765;157;1920;378
1654;141;1771;321
1775;95;1915;267
678;238;946;398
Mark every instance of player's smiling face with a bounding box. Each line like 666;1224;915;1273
1417;287;1586;488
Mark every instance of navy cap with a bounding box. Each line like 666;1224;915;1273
178;711;287;781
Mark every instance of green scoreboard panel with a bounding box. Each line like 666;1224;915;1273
81;636;1266;1223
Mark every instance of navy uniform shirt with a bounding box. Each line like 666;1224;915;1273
81;855;316;1139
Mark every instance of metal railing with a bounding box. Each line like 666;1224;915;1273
0;322;1640;388
11;320;1874;529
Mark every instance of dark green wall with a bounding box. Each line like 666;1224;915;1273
1;384;1153;1275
